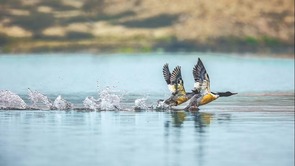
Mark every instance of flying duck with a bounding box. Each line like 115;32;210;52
162;64;194;107
163;58;237;110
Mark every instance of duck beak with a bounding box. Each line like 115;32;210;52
232;93;238;95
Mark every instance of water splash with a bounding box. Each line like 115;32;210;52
0;90;27;109
99;87;121;110
83;96;100;110
27;88;53;109
0;87;169;111
154;99;169;111
82;87;122;111
134;97;148;110
53;95;73;110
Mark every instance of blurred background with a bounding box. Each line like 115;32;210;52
0;0;294;56
0;2;294;166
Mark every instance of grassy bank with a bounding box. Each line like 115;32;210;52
0;0;294;56
1;34;293;57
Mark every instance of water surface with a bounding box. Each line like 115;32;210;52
0;53;294;166
0;53;293;94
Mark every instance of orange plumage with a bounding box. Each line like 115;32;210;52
199;93;218;105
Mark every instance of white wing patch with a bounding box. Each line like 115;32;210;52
168;84;176;93
193;58;211;94
163;64;186;95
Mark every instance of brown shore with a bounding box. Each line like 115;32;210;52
0;0;294;56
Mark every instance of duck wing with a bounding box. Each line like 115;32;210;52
163;63;171;84
163;64;186;95
163;63;176;94
193;58;210;94
170;66;186;95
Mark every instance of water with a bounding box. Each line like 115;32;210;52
0;53;294;94
0;53;294;166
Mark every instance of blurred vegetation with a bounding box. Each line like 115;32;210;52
10;12;55;38
0;0;294;56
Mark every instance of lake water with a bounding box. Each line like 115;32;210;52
0;53;294;166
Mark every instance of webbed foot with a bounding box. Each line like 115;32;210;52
184;106;199;112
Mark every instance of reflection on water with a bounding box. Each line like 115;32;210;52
168;111;233;135
171;111;187;127
168;111;213;128
0;108;294;166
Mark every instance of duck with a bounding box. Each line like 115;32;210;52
162;64;195;106
163;58;237;110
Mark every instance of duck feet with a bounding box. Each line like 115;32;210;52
185;106;199;112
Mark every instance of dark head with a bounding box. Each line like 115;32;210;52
217;91;237;97
177;78;183;85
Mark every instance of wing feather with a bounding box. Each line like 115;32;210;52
171;66;186;95
170;66;181;84
163;63;171;84
193;58;210;93
163;64;177;94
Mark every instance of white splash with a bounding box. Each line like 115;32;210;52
83;87;121;111
53;95;73;110
27;88;53;109
155;99;169;110
0;90;27;109
83;96;100;110
99;88;121;110
134;97;148;110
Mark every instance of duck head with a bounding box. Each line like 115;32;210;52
217;91;238;97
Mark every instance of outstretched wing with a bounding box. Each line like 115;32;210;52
163;63;176;93
171;66;186;95
193;58;210;94
163;63;171;84
170;66;181;84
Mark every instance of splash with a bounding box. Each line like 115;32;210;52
0;87;170;111
99;87;121;110
82;87;122;111
53;95;73;110
0;90;27;109
154;99;169;111
28;88;53;109
83;96;100;110
134;97;148;110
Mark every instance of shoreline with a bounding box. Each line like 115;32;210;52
0;49;293;59
0;36;294;58
1;0;293;58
